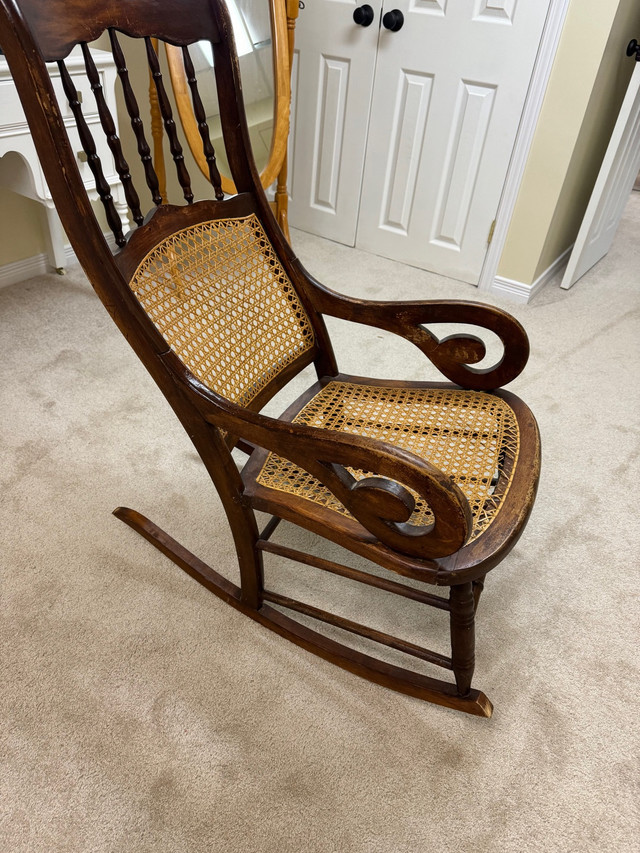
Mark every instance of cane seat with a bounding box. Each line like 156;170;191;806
251;379;520;545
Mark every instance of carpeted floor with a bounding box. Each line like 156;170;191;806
1;194;639;852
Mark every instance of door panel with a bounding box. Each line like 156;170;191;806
382;71;434;232
289;0;380;244
473;0;517;24
412;0;448;16
312;56;351;211
433;80;496;249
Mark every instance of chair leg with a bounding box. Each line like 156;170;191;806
449;582;476;697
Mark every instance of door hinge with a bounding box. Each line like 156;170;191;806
487;219;496;245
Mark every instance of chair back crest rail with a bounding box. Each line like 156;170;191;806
7;0;222;61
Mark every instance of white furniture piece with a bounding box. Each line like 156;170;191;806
0;46;127;272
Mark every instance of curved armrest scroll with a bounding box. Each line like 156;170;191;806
307;279;529;390
177;364;472;560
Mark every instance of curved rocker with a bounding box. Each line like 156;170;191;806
0;0;540;717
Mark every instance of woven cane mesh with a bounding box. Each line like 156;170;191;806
129;215;314;406
257;381;520;543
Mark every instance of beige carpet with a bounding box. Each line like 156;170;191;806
1;194;639;852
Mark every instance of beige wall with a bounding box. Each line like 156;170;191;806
498;0;640;286
0;188;48;264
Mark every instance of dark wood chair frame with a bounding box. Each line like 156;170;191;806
0;0;541;717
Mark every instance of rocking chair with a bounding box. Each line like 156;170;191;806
0;0;540;716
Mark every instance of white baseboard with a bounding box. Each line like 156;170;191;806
0;252;53;289
490;245;573;304
0;232;118;289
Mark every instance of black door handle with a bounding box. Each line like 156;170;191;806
382;9;404;31
353;4;375;26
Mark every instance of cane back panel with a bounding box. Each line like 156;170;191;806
257;381;520;543
129;214;315;407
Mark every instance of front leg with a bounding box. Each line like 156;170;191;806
449;582;476;697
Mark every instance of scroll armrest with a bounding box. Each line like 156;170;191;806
179;366;472;561
308;278;529;390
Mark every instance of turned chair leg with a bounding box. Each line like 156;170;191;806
449;582;476;697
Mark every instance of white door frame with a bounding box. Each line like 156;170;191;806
478;0;571;297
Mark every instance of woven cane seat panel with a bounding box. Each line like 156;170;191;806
257;382;520;543
129;215;314;407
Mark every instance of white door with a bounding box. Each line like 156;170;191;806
289;0;379;244
561;61;640;289
291;0;552;284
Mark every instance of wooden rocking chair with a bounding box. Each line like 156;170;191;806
0;0;540;717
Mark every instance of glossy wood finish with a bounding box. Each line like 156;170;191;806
57;54;126;244
449;582;476;696
181;44;223;200
148;38;167;203
145;36;193;203
307;282;530;390
256;540;451;610
81;41;143;225
273;0;301;238
0;0;540;716
12;0;221;60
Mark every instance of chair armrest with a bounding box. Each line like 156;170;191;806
306;276;529;390
170;356;472;560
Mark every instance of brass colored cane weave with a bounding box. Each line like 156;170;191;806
257;382;520;543
129;215;315;406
